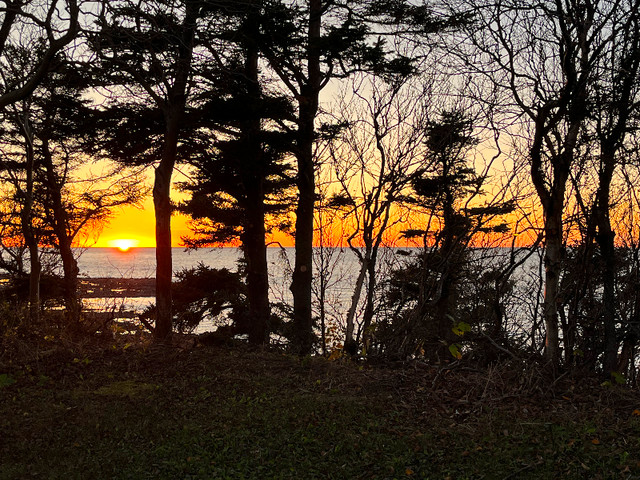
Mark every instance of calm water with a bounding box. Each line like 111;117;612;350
76;247;362;332
74;246;540;336
76;247;359;296
77;247;247;279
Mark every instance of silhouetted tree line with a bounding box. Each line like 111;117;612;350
2;0;640;381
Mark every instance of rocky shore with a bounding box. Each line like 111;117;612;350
79;277;155;298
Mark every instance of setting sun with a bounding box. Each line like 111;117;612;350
109;239;140;252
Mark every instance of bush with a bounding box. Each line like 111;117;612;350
141;263;248;334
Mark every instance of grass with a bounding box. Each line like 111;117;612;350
2;339;640;479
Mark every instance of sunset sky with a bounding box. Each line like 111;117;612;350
92;195;295;248
89;183;526;249
92;197;183;248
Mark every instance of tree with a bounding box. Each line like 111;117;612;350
91;0;201;340
326;74;431;354
586;1;640;375
0;47;146;320
611;158;640;381
259;0;462;354
0;95;42;317
455;0;613;367
312;175;347;355
36;66;146;323
177;0;296;345
381;110;513;359
0;0;78;108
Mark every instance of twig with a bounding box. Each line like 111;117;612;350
138;315;155;333
547;370;569;393
480;331;519;361
480;363;494;400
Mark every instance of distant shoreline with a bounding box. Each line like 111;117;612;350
79;278;155;298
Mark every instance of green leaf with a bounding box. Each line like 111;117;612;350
611;371;626;385
0;373;16;389
452;322;471;337
449;344;462;360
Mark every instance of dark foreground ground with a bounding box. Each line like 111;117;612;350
1;337;640;480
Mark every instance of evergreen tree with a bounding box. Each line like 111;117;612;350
0;47;145;321
258;0;466;354
384;110;513;359
90;0;203;340
177;23;295;343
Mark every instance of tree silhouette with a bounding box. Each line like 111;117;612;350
383;110;513;359
455;0;617;368
90;0;202;340
0;47;145;320
259;0;463;354
177;11;296;342
0;0;78;109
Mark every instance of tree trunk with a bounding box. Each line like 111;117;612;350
542;210;563;366
431;192;460;358
291;0;321;355
20;118;40;321
599;227;617;375
41;139;80;323
151;2;196;342
291;118;316;353
317;240;328;356
153;118;179;341
239;8;271;345
360;248;378;355
24;227;40;321
58;241;80;322
530;111;577;368
344;251;368;354
242;197;270;345
595;150;618;376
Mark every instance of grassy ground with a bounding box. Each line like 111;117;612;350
1;338;640;479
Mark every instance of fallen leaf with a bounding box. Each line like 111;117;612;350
591;438;600;445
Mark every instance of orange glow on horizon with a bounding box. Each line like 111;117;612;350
90;198;193;248
86;191;529;250
89;202;526;250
